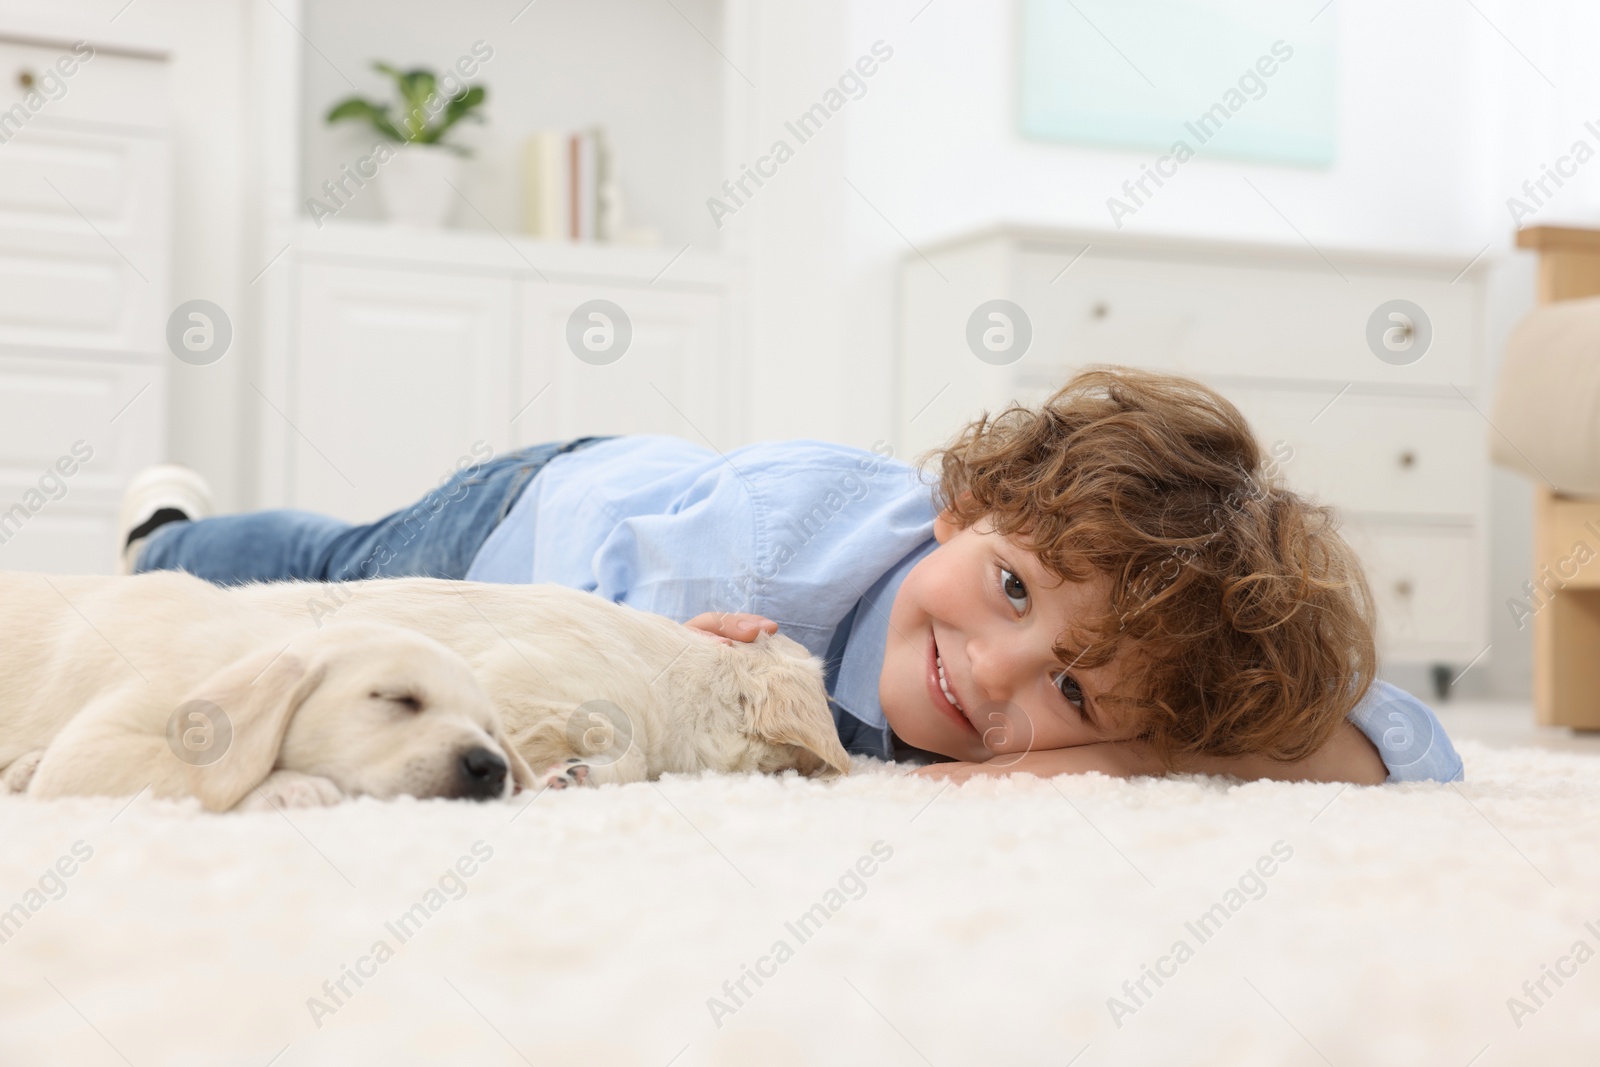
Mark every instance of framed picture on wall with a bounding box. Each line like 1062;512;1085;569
1018;0;1338;167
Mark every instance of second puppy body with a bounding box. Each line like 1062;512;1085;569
231;575;852;787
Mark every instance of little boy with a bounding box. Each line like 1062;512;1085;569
124;368;1461;785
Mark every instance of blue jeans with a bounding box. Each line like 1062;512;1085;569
135;436;616;585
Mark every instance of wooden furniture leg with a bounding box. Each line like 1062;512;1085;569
1515;226;1600;728
1531;486;1600;728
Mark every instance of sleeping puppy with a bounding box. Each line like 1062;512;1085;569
0;571;848;798
34;571;851;788
0;572;533;811
228;576;852;787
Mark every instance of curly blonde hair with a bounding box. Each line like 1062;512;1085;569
919;367;1376;767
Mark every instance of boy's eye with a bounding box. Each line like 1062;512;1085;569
999;566;1028;611
999;562;1085;717
1054;672;1085;710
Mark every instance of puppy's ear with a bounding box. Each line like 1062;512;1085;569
177;647;325;812
728;635;851;778
747;691;852;779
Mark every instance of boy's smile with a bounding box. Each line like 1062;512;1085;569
880;507;1126;762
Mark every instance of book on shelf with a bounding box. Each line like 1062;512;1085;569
521;126;658;245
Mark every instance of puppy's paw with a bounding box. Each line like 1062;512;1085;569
1;750;44;794
539;757;592;791
241;770;346;811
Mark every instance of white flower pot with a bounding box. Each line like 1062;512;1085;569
377;144;462;228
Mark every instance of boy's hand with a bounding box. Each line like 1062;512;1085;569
685;612;779;646
911;742;1160;782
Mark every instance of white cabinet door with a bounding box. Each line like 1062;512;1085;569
0;124;169;353
288;263;515;522
517;283;726;446
0;353;163;573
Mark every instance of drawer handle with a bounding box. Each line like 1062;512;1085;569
16;69;34;90
1398;450;1417;469
1091;302;1109;320
1395;579;1414;598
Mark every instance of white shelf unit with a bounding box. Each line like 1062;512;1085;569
248;0;748;524
899;226;1489;668
0;29;170;574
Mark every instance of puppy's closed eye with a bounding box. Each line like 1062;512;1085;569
370;690;423;713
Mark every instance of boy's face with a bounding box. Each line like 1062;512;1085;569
880;507;1127;762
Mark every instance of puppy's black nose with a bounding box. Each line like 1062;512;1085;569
457;746;507;800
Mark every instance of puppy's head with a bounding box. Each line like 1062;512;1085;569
694;630;851;779
181;623;533;811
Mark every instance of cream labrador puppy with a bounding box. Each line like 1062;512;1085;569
231;576;853;787
0;572;532;812
0;571;849;800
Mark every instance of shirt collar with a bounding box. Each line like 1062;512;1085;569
828;535;938;747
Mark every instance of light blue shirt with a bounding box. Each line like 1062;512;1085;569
1348;681;1464;783
466;434;1462;782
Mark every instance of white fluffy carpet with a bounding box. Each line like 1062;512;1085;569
1;741;1597;1066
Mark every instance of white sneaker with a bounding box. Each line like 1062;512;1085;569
116;464;214;575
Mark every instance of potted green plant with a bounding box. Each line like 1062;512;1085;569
326;62;488;227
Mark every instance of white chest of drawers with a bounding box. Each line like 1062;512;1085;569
898;227;1488;668
0;30;170;574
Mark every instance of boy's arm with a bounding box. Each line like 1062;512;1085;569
914;720;1389;785
913;742;1164;783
